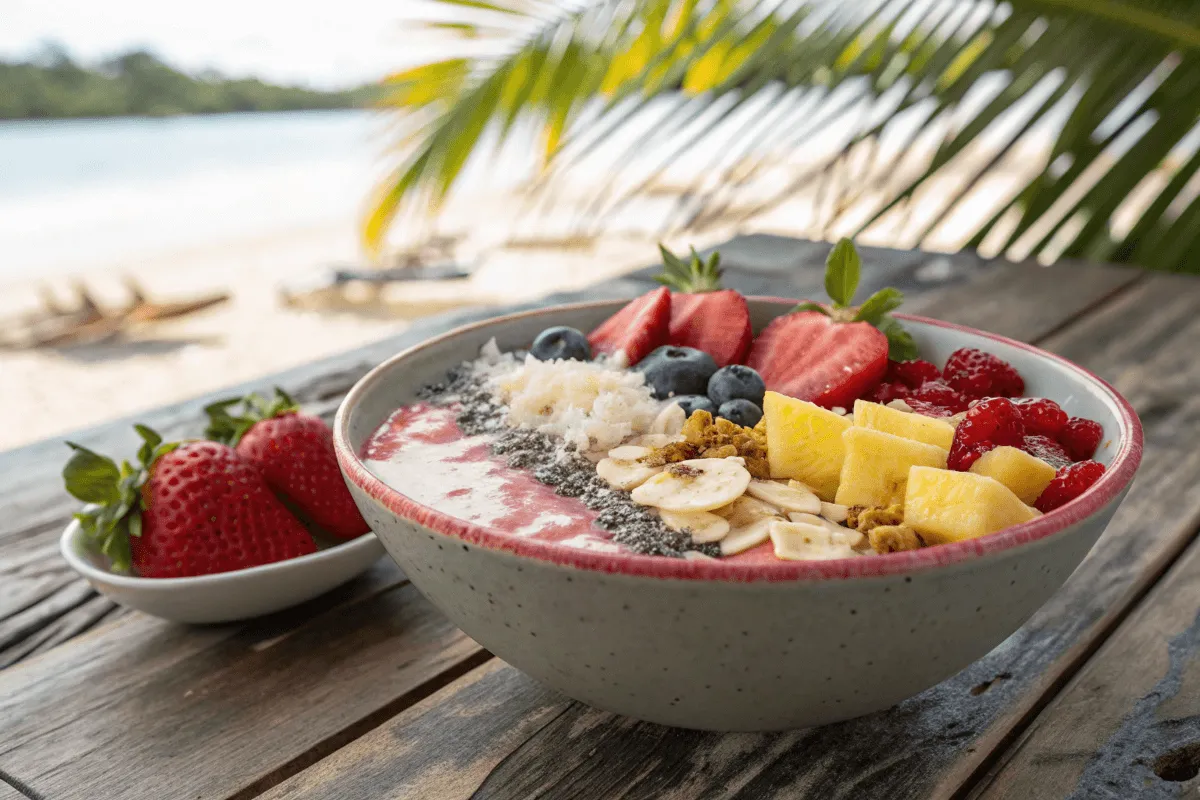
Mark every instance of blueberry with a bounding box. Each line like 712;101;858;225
718;399;762;427
635;346;719;399
530;326;591;361
707;365;766;407
673;395;716;417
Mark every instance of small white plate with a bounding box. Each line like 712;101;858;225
60;520;385;624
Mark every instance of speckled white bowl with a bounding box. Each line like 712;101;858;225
61;521;384;624
335;299;1142;731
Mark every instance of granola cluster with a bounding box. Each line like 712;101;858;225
642;410;770;478
846;504;923;553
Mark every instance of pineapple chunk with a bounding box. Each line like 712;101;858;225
904;466;1038;545
763;391;851;501
834;427;949;508
969;446;1057;505
853;399;954;450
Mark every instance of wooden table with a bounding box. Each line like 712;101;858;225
2;235;1198;799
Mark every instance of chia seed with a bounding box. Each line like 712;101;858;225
422;358;719;558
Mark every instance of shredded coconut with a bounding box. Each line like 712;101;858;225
490;354;659;453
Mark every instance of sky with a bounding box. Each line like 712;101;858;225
0;0;440;89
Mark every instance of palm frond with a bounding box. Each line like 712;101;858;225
368;0;1200;272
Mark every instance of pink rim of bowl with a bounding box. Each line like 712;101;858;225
334;301;1143;583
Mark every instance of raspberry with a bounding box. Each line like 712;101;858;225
1020;434;1071;469
955;397;1026;448
1059;417;1103;461
886;359;940;388
867;381;911;404
1035;460;1106;512
943;348;1025;398
948;439;994;471
910;380;971;414
1013;398;1068;438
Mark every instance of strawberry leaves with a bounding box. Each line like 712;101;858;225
62;445;121;505
655;243;723;293
205;387;300;446
793;238;916;360
63;426;176;573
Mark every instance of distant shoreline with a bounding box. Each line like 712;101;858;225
1;49;377;121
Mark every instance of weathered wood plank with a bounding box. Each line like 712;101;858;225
970;516;1200;796
259;660;569;800
0;779;31;800
0;560;493;800
237;269;1167;800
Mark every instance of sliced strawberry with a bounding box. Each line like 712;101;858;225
668;289;751;367
588;287;671;367
747;312;888;408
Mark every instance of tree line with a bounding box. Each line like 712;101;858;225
0;47;377;120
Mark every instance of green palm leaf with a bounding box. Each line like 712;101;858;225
367;0;1200;272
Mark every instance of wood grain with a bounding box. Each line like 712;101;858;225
260;661;570;800
969;523;1200;799
0;563;489;800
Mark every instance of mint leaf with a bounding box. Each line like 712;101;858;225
825;238;861;307
790;301;831;316
63;443;121;504
879;316;919;361
854;288;904;325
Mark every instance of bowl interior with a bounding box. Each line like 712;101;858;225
338;298;1141;580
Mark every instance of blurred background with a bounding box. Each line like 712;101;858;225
4;0;1199;450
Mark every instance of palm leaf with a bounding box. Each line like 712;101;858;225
367;0;1200;273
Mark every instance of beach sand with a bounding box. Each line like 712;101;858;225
0;217;708;451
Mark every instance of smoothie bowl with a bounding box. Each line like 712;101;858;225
334;243;1142;731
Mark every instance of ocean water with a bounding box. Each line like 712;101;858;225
0;110;385;278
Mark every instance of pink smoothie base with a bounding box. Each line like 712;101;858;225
336;310;1144;583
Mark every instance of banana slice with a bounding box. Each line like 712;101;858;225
745;480;822;514
630;458;751;512
596;446;662;490
769;520;860;561
650;402;688;436
788;512;865;549
714;496;785;556
659;509;730;543
714;495;781;526
720;518;775;556
820;501;849;524
788;479;819;494
628;433;685;448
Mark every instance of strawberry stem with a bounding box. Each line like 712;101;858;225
204;387;299;446
62;425;175;573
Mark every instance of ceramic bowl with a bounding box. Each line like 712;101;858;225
60;521;384;624
334;299;1142;731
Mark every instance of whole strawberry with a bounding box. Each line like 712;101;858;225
206;389;370;540
63;426;316;577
